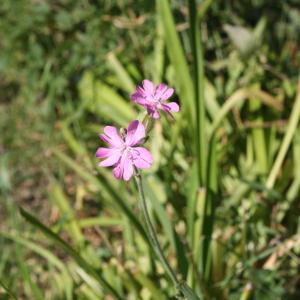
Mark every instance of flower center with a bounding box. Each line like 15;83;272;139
145;92;161;105
121;145;134;160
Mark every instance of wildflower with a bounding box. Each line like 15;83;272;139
96;120;153;181
131;79;179;119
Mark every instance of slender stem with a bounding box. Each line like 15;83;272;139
134;172;201;300
135;173;178;285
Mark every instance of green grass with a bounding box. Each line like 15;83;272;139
1;0;300;299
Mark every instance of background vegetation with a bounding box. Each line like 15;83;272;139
1;0;300;299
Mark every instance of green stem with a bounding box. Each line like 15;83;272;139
135;173;178;285
134;173;201;300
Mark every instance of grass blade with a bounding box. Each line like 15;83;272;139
15;245;45;300
1;232;74;300
79;71;135;126
19;207;123;300
266;80;300;189
157;0;195;126
107;52;136;93
188;0;206;185
50;182;85;247
249;91;268;174
210;87;283;136
0;279;17;300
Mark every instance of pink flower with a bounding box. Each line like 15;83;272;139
96;120;153;181
131;79;180;119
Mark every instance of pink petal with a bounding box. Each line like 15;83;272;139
123;159;134;181
102;126;124;147
164;102;180;112
136;86;146;96
125;120;145;146
152;111;160;119
112;155;134;181
142;79;154;95
146;106;160;119
99;150;121;167
132;147;153;169
95;147;111;158
160;87;174;100
99;134;110;144
155;83;168;99
113;164;122;179
131;92;147;105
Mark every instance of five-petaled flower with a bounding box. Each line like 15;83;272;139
96;120;153;181
131;79;179;119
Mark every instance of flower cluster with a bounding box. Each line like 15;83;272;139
96;80;179;180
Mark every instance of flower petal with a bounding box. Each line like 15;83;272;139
142;79;154;95
95;147;112;158
155;83;168;99
164;102;180;112
152;111;160;119
146;106;160;119
132;147;153;169
112;155;134;181
154;84;174;101
101;126;124;147
131;86;147;104
160;87;174;100
113;164;122;179
99;134;110;144
131;92;146;105
123;159;134;181
125;120;145;146
99;150;121;167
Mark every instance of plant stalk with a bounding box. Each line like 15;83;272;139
134;172;201;300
